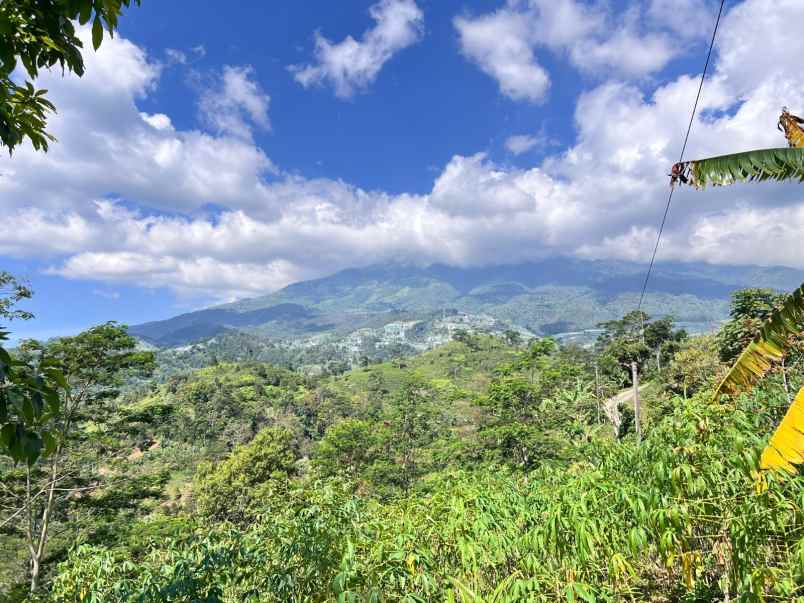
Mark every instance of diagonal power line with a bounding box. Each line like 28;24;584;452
637;0;727;314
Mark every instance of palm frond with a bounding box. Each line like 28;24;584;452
672;147;804;189
760;386;804;472
713;283;804;399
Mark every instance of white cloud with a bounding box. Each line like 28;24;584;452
456;0;683;103
289;0;423;98
198;65;270;139
0;31;277;217
505;134;543;155
454;9;550;102
165;48;188;65
166;45;206;66
140;112;173;131
3;0;804;304
569;27;676;78
648;0;717;40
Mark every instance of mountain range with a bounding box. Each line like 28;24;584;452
129;258;804;354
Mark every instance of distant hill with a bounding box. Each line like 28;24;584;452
130;258;804;350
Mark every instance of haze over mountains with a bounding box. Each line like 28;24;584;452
130;258;804;350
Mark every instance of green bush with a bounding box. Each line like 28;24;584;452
193;426;300;523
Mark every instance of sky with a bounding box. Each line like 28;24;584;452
2;0;804;340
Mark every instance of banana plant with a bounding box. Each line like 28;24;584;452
713;283;804;397
760;387;804;471
671;109;804;188
712;283;804;471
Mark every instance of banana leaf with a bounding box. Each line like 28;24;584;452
760;386;804;472
713;283;804;399
673;147;804;188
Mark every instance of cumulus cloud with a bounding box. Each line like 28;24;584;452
456;0;684;103
0;31;277;217
454;9;550;102
648;0;717;40
2;0;804;304
289;0;423;98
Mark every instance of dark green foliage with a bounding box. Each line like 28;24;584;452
1;321;154;593
49;389;804;602
0;274;66;465
4;296;804;601
0;272;33;321
193;426;300;523
0;332;64;465
718;288;787;363
314;418;379;476
0;0;140;153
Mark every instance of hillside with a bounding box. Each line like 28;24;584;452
130;258;804;350
6;311;803;601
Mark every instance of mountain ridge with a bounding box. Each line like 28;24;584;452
129;258;804;349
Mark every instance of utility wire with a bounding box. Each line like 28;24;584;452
637;0;727;314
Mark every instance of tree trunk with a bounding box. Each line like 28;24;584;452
632;362;642;445
781;357;792;404
29;447;62;593
594;364;601;424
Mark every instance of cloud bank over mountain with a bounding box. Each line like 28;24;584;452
2;0;804;303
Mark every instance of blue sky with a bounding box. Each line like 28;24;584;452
124;0;590;194
3;0;804;341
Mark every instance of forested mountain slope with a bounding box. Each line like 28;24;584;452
130;259;804;348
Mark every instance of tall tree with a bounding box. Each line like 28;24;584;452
6;322;154;592
388;380;441;490
0;0;140;153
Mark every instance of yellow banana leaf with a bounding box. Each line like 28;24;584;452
760;386;804;472
779;109;804;149
713;283;804;400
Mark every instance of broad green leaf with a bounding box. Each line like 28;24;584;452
92;17;104;50
676;147;804;189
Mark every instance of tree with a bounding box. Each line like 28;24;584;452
0;272;66;466
515;337;556;384
5;322;154;592
665;335;723;399
0;272;33;321
596;311;685;385
503;329;522;347
313;418;378;477
717;288;786;363
710;282;804;472
193;426;299;523
385;380;441;490
0;0;141;153
484;375;537;423
670;109;804;189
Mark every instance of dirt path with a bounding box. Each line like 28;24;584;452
603;385;648;435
